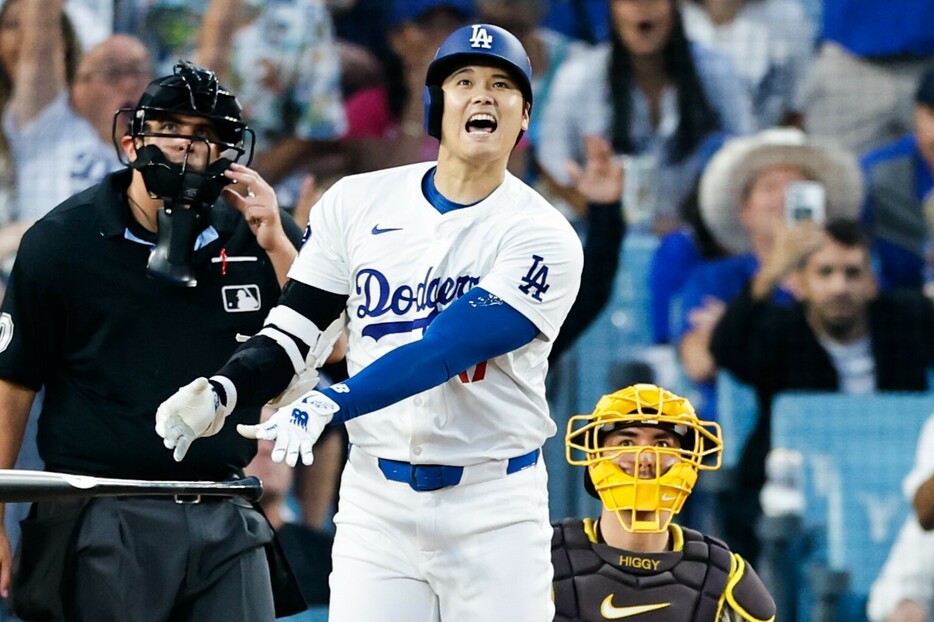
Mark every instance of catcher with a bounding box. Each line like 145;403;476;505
554;383;776;621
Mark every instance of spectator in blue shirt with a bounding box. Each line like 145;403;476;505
536;0;753;229
860;67;934;293
797;0;934;155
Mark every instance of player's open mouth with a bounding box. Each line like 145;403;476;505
466;113;497;135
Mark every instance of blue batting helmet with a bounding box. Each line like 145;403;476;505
423;23;533;139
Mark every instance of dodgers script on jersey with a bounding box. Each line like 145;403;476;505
289;161;583;465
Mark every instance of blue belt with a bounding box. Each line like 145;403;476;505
377;449;540;492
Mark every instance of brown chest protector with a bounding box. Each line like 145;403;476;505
551;519;731;622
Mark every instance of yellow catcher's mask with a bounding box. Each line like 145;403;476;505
566;384;723;533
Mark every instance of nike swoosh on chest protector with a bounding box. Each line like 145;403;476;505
600;596;670;619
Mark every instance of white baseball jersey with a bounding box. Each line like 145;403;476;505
289;161;583;465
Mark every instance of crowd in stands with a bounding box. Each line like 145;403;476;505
1;1;934;620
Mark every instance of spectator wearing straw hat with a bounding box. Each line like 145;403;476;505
675;127;863;419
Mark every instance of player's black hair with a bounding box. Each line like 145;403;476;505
607;0;721;163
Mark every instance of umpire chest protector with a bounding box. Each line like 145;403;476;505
551;519;774;622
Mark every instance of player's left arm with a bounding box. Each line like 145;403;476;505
235;224;583;465
312;286;539;422
311;219;585;421
231;286;539;465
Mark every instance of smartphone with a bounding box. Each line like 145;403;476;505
784;181;826;226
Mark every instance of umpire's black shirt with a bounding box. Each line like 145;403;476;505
0;169;302;480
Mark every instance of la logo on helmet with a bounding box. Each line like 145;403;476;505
469;25;493;49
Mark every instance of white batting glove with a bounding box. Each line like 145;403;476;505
237;390;340;467
155;378;229;462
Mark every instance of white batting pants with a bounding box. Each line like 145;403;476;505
328;446;554;622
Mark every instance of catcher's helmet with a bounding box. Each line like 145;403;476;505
566;384;723;533
115;60;253;164
423;23;533;139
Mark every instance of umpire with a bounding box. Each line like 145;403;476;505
0;61;305;620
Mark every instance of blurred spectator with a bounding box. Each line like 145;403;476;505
196;0;347;209
648;185;729;344
676;128;862;416
327;0;392;62
540;0;611;44
549;135;625;364
245;408;333;607
114;0;212;75
710;218;934;561
537;0;752;230
868;412;934;622
324;0;391;104
681;0;815;129
0;0;79;263
475;0;590;183
0;0;150;267
860;67;934;293
60;0;112;51
796;0;934;155
341;0;473;173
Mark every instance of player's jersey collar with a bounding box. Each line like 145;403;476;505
421;166;486;214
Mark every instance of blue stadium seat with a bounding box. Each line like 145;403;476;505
716;370;759;469
571;230;660;413
278;606;328;622
770;392;934;621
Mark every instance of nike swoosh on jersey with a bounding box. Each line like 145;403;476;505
371;225;403;235
600;596;670;619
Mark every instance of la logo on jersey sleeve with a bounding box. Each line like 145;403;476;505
518;255;550;301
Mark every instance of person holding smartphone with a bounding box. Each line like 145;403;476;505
674;128;862;414
710;218;934;565
671;128;862;556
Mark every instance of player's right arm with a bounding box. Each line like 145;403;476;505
0;380;37;598
156;176;353;460
154;279;348;462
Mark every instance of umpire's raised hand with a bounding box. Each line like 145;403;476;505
221;163;297;286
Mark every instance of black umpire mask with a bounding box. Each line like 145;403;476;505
131;144;233;287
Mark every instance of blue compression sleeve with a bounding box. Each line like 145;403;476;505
319;287;539;422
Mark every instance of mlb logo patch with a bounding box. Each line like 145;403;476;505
222;285;261;312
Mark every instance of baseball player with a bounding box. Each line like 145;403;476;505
555;384;776;621
156;23;584;622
